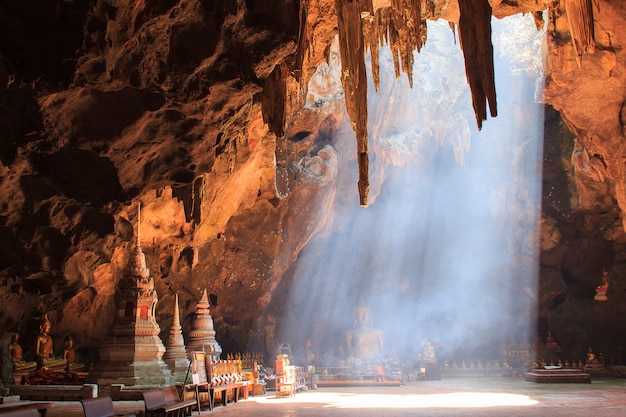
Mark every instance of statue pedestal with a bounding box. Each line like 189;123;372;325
0;395;20;404
420;363;441;380
86;336;172;386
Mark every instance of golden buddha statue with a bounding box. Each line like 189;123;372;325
9;333;36;372
594;268;609;301
419;339;438;364
35;314;66;369
9;334;23;363
340;296;384;358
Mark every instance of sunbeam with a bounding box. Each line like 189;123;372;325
276;13;546;373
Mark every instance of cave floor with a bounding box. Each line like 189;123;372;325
45;376;626;417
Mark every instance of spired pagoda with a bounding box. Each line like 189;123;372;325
86;206;172;386
186;289;222;361
163;294;191;383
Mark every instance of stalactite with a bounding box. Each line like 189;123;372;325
336;0;370;206
362;0;427;91
172;176;203;223
457;0;497;130
172;183;194;222
564;0;595;66
295;0;310;83
335;0;431;205
332;0;513;201
262;64;287;137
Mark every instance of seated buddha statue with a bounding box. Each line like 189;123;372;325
340;297;384;359
35;314;66;369
9;333;36;372
62;335;84;371
418;339;438;364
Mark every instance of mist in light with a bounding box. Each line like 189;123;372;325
276;14;546;364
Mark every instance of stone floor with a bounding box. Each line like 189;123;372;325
45;376;626;417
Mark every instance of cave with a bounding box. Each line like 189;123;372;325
1;0;626;395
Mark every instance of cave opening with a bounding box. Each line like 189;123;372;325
275;13;546;369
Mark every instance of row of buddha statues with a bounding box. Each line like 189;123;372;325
4;292;386;372
4;287;222;384
8;314;76;373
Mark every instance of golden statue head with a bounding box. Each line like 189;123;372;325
39;314;51;335
352;296;372;328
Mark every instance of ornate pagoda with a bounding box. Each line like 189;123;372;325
87;206;172;385
186;289;222;361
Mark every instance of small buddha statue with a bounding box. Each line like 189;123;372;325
9;334;36;372
340;296;384;359
418;340;438;364
63;336;76;364
9;334;22;363
594;269;609;301
585;346;605;373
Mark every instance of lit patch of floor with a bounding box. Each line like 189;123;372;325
247;391;537;409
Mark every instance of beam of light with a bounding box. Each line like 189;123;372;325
243;391;538;409
276;13;546;368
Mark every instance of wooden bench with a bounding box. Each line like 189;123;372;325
163;387;195;417
0;407;40;417
186;351;251;412
142;388;195;417
192;381;250;412
11;384;97;401
80;397;137;417
0;401;55;417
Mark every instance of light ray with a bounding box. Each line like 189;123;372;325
277;13;546;369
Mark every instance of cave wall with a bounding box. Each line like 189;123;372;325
0;0;625;365
539;0;626;361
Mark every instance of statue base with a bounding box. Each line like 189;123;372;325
86;359;173;386
0;395;20;404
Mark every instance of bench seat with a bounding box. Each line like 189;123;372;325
142;388;195;417
80;397;136;417
191;381;250;412
0;408;40;417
